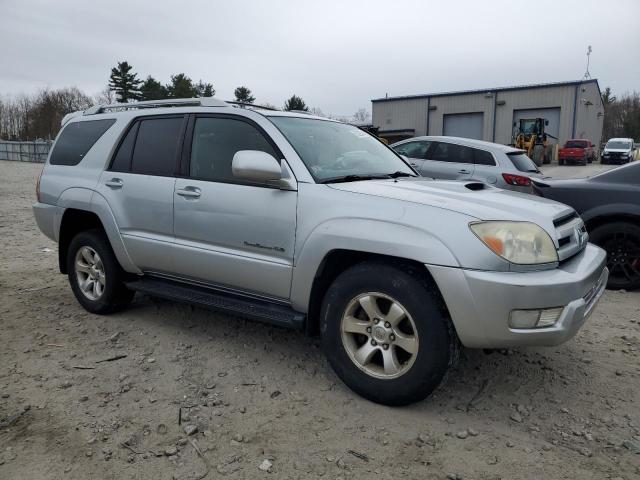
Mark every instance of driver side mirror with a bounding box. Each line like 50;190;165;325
232;150;282;181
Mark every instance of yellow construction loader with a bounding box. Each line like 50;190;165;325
514;118;554;166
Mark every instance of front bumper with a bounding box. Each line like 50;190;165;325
428;243;608;348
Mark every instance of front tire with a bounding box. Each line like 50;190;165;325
67;229;134;314
589;222;640;291
320;261;457;406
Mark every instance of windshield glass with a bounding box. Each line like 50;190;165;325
606;140;632;150
565;140;587;148
268;116;414;182
506;152;539;173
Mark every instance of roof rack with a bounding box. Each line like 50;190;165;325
289;109;312;115
83;97;228;115
227;101;280;112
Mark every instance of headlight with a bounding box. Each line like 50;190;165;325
469;221;558;264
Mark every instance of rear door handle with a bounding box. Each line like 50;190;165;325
409;162;417;167
105;178;123;189
458;169;471;174
176;187;201;199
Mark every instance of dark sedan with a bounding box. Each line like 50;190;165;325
533;162;640;290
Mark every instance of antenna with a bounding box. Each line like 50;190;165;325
583;45;592;80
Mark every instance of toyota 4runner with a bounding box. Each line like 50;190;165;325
33;98;608;405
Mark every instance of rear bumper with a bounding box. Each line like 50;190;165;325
33;202;63;242
428;243;607;348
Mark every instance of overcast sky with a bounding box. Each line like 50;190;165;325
1;0;639;116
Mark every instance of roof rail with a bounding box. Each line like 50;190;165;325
83;97;228;115
289;109;312;115
227;101;280;112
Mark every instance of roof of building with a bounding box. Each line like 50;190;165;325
372;79;600;103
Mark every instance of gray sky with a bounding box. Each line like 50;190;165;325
1;0;639;116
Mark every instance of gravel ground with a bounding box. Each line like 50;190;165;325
1;159;639;480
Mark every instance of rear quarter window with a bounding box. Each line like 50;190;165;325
49;119;116;166
507;152;539;173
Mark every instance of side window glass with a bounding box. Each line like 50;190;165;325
395;141;430;159
430;142;473;164
131;117;183;176
50;119;116;166
189;117;278;184
474;149;496;166
110;122;138;172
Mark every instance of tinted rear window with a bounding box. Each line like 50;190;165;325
507;152;539;173
131;117;183;176
50;119;116;166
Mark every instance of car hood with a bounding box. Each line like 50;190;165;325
329;178;574;234
604;148;632;153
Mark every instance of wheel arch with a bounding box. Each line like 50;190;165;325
303;249;450;336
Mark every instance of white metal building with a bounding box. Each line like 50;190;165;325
371;79;604;148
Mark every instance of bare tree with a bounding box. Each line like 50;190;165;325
352;108;371;124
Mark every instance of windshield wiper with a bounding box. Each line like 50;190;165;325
320;174;391;184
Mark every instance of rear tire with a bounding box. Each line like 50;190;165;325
589;222;640;291
532;145;544;167
559;158;565;166
67;229;135;314
320;261;457;406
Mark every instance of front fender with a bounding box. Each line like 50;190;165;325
289;218;460;311
581;203;640;225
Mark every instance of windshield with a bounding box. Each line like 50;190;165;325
565;140;587;148
506;152;540;173
606;140;632;150
268;116;414;182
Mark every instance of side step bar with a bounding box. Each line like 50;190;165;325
125;277;306;330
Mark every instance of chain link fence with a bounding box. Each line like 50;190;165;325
0;141;52;163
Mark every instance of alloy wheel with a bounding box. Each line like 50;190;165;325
74;246;106;300
340;292;419;379
604;232;640;287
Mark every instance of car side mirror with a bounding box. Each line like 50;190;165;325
232;150;282;182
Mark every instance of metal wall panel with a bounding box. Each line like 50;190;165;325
443;112;484;139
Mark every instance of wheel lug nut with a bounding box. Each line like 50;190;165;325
366;326;372;333
384;321;391;328
373;318;380;324
371;339;377;346
382;344;389;350
389;334;396;341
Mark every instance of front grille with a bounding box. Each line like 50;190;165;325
553;211;587;262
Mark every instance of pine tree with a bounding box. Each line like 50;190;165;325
108;61;142;103
166;74;197;98
140;76;168;101
195;80;215;97
234;86;255;104
284;94;308;111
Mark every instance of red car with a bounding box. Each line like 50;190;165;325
558;139;596;166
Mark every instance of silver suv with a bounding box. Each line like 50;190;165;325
392;136;542;194
34;98;608;406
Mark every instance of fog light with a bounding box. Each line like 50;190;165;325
509;307;563;329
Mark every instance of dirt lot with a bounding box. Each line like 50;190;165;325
1;160;639;480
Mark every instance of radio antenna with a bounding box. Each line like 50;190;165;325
583;45;592;79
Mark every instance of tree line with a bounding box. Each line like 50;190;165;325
0;59;370;140
601;87;640;143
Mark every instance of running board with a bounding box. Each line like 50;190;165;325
125;277;305;330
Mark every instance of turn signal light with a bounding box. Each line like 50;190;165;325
502;173;531;186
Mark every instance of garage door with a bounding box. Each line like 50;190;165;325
513;108;560;144
443;113;484;140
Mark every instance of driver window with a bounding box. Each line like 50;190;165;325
190;117;277;183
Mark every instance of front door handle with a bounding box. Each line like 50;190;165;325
176;187;201;199
105;178;123;189
458;169;471;174
409;162;417;167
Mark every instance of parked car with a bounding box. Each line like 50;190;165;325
34;98;608;406
533;161;640;290
391;136;542;194
558;139;596;166
601;138;635;164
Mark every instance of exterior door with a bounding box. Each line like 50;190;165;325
392;140;431;172
95;115;185;274
443;113;484;140
172;115;297;300
421;141;475;180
